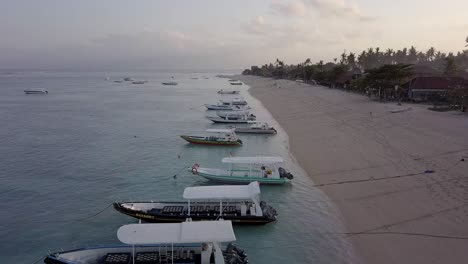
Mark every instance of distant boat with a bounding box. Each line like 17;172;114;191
191;77;199;79
218;89;240;95
228;79;238;82
114;80;123;83
191;156;294;185
180;129;242;146
43;221;248;264
113;182;277;225
132;80;147;84
123;77;134;81
233;121;277;134
230;82;243;86
24;90;48;95
162;81;178;85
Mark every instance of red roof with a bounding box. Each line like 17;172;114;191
404;76;468;90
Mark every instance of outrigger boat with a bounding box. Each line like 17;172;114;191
180;129;242;146
205;101;249;111
44;221;248;264
217;89;240;95
114;182;277;225
191;156;293;185
233;121;277;134
207;112;255;124
24;90;48;94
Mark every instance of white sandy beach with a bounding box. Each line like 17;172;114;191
238;75;468;264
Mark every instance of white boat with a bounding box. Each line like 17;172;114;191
205;101;249;111
43;221;247;264
207;112;256;123
180;129;243;146
233;121;277;134
191;156;293;185
217;89;240;95
24;90;48;94
216;111;255;119
162;81;178;85
114;182;277;224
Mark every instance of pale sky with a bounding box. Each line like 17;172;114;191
1;0;467;70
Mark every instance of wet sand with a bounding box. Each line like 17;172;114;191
238;75;468;264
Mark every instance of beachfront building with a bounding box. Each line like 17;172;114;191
334;67;363;89
403;76;468;102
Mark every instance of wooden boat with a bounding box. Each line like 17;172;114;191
162;81;178;85
24;90;48;94
207;112;255;124
180;129;242;146
43;221;247;264
114;182;277;225
217;89;240;95
191;156;293;185
233;122;277;134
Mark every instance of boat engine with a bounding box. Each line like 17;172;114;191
278;167;294;179
260;201;278;220
225;243;248;264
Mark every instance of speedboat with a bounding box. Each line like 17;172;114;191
191;156;293;185
205;101;249;111
162;81;178;85
207;112;255;124
132;81;147;84
217;89;240;95
180;129;242;146
233;121;277;134
24;90;48;94
114;182;277;225
43;221;248;264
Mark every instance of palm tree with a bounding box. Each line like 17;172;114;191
465;36;468;47
426;47;436;61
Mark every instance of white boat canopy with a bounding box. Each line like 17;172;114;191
183;182;260;201
117;221;236;245
222;156;284;164
206;129;234;133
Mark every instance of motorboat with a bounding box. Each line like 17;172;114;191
162;81;178;85
43;221;248;264
233;121;277;134
124;77;134;82
191;156;293;185
114;182;277;225
216;111;254;119
180;129;242;146
24;90;48;94
217;89;240;95
230;82;243;86
132;81;147;84
205;101;249;111
207;112;255;124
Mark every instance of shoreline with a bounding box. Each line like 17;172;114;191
238;75;468;264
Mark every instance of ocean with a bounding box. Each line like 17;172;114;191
0;70;356;263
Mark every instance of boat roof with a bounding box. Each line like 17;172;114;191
183;182;260;200
206;129;234;133
117;221;236;245
222;156;283;164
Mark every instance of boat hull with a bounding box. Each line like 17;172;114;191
180;136;242;146
234;128;277;134
114;202;274;225
196;171;288;185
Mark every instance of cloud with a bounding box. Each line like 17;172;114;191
270;1;307;17
241;16;274;35
306;0;376;21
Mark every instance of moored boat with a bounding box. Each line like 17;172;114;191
230;82;243;86
124;77;134;81
207;112;255;124
191;156;293;185
162;81;178;85
217;89;240;95
233;121;277;134
180;129;242;146
24;90;48;94
205;101;249;111
132;80;147;84
43;221;248;264
114;182;277;225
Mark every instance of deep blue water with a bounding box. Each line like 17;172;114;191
0;71;356;263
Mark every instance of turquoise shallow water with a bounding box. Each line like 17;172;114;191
0;71;356;263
